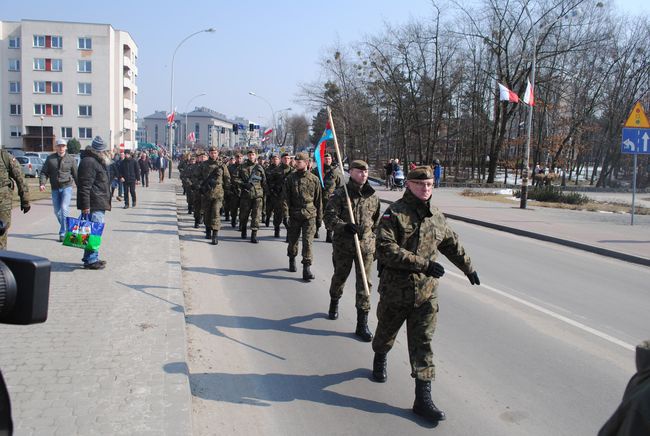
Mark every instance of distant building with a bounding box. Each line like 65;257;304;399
0;19;138;151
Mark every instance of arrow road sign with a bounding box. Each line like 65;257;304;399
621;128;650;154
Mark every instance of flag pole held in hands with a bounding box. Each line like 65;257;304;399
326;106;370;297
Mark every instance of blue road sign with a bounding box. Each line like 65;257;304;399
622;128;650;154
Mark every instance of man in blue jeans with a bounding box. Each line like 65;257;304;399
39;138;78;241
77;136;112;270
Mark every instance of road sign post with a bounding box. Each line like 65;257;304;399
621;101;650;226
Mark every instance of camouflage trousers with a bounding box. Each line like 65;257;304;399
202;196;223;231
287;216;316;265
267;195;284;228
193;189;203;223
0;206;11;250
328;250;373;311
229;194;240;225
186;187;194;209
239;197;262;231
372;296;438;381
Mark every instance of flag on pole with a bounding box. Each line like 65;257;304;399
187;131;195;142
523;79;534;106
263;128;273;136
498;83;519;103
261;136;270;143
314;121;334;187
166;109;176;126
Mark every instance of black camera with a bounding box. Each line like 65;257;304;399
0;250;50;325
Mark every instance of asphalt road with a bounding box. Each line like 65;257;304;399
178;197;646;436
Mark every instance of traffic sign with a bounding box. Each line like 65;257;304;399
624;102;650;128
622;128;650;154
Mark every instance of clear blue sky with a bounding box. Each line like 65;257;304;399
3;0;647;126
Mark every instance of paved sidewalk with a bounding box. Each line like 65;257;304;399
0;180;191;435
375;187;650;266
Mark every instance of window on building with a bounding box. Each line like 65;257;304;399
195;123;200;140
10;126;22;137
34;104;46;115
51;82;63;94
79;127;92;139
34;81;46;93
52;104;63;116
9;59;20;71
8;37;20;48
78;37;92;50
9;104;21;116
78;105;92;117
51;36;63;48
9;81;20;93
78;82;92;95
51;59;62;71
77;60;92;73
61;127;73;138
154;125;159;143
33;35;46;47
34;58;46;70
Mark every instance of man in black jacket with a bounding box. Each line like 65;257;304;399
39;138;78;241
77;136;111;270
118;149;140;208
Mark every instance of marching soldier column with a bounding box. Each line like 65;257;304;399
313;152;342;242
237;150;266;243
265;153;294;238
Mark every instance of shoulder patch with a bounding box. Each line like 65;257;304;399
381;209;392;220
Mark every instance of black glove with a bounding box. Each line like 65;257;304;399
467;271;480;285
343;223;358;235
21;203;31;214
425;261;445;278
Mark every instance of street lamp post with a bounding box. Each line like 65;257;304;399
40;116;44;152
520;5;537;209
275;107;292;145
248;91;276;145
168;28;215;177
184;92;206;151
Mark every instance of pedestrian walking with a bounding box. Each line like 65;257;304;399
76;136;112;269
155;151;168;182
433;160;441;188
39;138;78;241
371;165;480;423
324;160;381;341
112;151;124;201
199;146;230;245
237;150;266;243
118;149;140;208
0;149;30;250
282;152;322;281
384;159;394;190
138;152;151;187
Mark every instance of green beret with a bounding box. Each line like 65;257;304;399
294;152;309;161
234;152;242;157
195;150;206;156
350;160;368;170
281;153;290;158
246;149;256;154
208;146;218;152
324;152;332;158
407;166;434;180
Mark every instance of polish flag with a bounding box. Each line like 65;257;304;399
187;131;195;142
166;110;176;126
498;83;519;103
263;128;273;136
523;79;534;106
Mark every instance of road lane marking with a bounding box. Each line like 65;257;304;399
447;271;636;351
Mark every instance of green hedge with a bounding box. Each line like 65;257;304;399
514;186;589;205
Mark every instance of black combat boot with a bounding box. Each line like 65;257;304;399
372;352;387;382
205;228;212;240
314;229;320;239
355;308;373;342
250;230;258;243
265;216;270;227
194;218;200;229
289;256;297;272
224;211;230;221
413;379;446;422
241;225;247;239
188;205;193;214
328;299;339;320
303;264;315;281
326;230;332;243
274;227;281;238
211;231;218;245
262;214;267;226
231;218;237;228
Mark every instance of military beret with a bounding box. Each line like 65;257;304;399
270;153;279;158
208;146;218;152
195;150;206;156
234;152;242;157
324;152;332;158
246;149;256;154
350;160;368;170
281;153;290;158
294;152;309;161
407;166;434;180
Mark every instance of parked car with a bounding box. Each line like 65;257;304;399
25;152;51;161
16;156;44;178
4;148;25;157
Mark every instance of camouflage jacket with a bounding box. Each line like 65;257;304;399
376;189;474;307
312;164;343;199
266;163;293;198
0;150;30;208
282;169;322;224
237;160;266;199
227;163;242;195
324;180;381;253
198;158;230;200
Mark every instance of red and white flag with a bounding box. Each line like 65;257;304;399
498;83;519;103
263;128;273;136
187;131;195;142
523;79;534;106
166;109;176;126
261;136;270;143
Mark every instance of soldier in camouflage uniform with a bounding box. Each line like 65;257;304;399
237;150;266;243
371;166;480;424
191;150;207;228
223;156;235;222
180;154;197;214
177;152;190;195
0;150;31;249
312;152;342;242
228;153;243;228
265;153;294;238
324;160;381;341
264;154;279;227
199;146;230;245
282;152;322;281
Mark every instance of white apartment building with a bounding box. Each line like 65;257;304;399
0;19;138;151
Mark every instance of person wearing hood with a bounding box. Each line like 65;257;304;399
371;165;480;424
324;160;381;341
599;340;650;435
76;136;111;270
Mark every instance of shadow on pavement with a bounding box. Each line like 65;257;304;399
166;365;435;427
50;261;83;272
115;280;183;313
122;220;178;227
10;232;56;242
182;265;303;282
598;239;650;244
113;228;178;235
